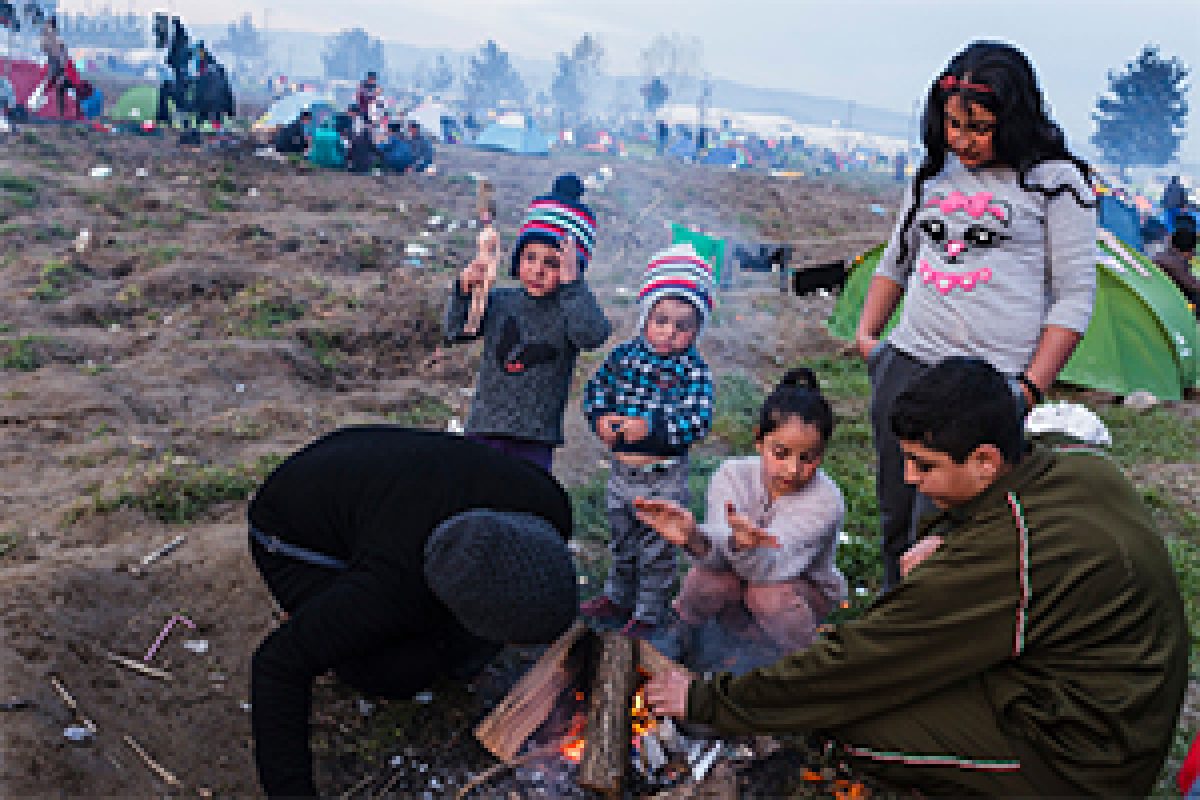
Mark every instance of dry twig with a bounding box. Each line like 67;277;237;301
48;674;97;734
123;734;183;789
455;743;560;799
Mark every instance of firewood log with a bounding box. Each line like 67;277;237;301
577;631;638;796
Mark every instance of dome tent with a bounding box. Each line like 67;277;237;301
826;233;1198;400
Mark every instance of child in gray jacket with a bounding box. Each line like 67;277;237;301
445;174;611;471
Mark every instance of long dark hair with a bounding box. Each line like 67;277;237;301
895;41;1095;266
756;368;835;445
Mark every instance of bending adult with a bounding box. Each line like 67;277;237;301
646;358;1188;797
248;427;578;797
854;41;1097;588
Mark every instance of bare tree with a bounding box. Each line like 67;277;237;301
322;28;386;82
463;40;527;115
217;13;266;85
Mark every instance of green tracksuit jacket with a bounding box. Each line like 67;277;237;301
687;442;1189;796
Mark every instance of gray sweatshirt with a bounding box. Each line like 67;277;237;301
876;156;1097;374
696;457;846;602
444;280;611;445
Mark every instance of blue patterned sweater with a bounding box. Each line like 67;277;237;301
582;337;713;457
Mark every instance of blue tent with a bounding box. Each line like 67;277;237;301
474;122;550;155
700;146;747;167
668;137;697;161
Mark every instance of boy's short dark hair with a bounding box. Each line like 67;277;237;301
890;357;1024;464
1171;219;1197;253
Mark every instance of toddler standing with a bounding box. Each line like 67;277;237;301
581;244;715;638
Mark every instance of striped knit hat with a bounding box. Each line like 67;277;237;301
637;243;716;333
510;174;597;277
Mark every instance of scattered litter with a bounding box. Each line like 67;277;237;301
144;614;196;662
124;733;182;788
405;258;424;267
467;219;477;229
458;387;475;398
235;383;246;394
89;166;112;178
445;417;464;434
427;215;444;227
869;203;887;215
855;586;870;596
74;229;90;253
389;755;404;768
182;639;210;655
49;675;97;735
240;702;252;712
105;650;173;681
131;534;186;575
405;243;431;258
135;167;149;178
1;698;32;711
446;220;459;232
64;725;95;743
577;575;589;585
108;323;121;333
358;698;375;716
247;187;259;197
615;287;630;296
412;690;434;705
420;230;432;238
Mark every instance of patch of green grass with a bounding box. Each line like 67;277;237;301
822;416;884;618
1099;406;1200;466
801;354;871;401
0;335;47;370
207;192;233;213
710;372;764;452
389;396;454;428
237;297;306;339
84;453;285;524
32;223;70;242
0;529;20;557
304;330;344;370
144;244;182;269
0;172;38;208
32;260;79;303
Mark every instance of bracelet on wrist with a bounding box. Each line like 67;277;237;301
1016;373;1045;406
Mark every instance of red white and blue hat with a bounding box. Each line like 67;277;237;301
637;243;716;332
511;174;597;277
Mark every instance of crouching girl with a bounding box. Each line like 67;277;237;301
634;368;845;666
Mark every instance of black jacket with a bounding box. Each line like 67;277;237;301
274;119;308;154
248;427;572;797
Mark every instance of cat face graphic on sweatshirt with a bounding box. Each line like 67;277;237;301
915;191;1012;295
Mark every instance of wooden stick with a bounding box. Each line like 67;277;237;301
578;631;638;796
337;771;375;799
474;619;589;762
48;674;97;734
123;734;182;789
130;534;186;575
464;180;498;337
103;650;173;682
637;639;685;678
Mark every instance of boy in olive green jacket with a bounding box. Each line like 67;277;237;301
646;357;1188;797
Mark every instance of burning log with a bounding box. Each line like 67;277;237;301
474;619;588;762
577;631;638;796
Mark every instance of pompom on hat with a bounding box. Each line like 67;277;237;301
510;174;597;277
636;243;717;332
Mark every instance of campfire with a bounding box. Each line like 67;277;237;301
469;621;751;797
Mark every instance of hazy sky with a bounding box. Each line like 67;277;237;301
61;0;1200;159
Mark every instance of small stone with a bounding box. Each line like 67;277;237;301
389;755;404;768
357;699;375;716
1122;391;1159;411
412;691;434;704
63;725;94;742
235;383;246;394
183;639;209;654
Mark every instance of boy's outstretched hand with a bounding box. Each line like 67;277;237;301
725;502;780;551
645;666;694;719
633;497;695;547
557;235;579;285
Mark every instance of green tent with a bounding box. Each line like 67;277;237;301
110;86;163;122
827;233;1199;400
669;223;726;284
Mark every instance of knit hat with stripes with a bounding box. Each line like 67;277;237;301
637;243;716;333
510;174;597;277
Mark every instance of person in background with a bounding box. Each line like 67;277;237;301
380;121;414;173
274;109;312;155
408;120;434;172
1153;217;1200;315
39;16;69;115
854;41;1096;588
355;71;379;121
1162;175;1189;232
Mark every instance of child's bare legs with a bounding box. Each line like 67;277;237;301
744;578;832;653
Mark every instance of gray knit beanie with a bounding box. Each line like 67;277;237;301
424;510;578;644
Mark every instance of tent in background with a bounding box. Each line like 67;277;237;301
254;92;336;131
0;57;83;120
406;101;452;140
826;235;1199;400
474;120;550;156
700;145;750;168
110;85;160;121
669;223;728;286
1098;194;1143;252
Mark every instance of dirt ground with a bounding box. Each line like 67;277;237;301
0;125;1192;798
